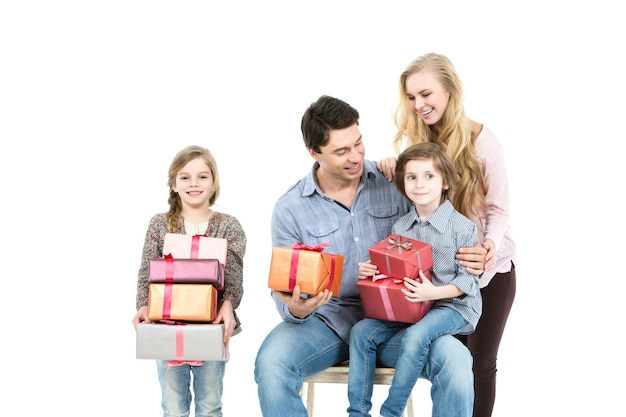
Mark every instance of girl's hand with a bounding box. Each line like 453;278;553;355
214;300;236;346
132;305;151;330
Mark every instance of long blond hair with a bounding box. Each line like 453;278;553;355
392;53;486;224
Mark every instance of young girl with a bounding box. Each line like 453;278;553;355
379;52;517;417
348;142;481;417
132;145;246;417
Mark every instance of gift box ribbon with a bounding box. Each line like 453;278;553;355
164;253;175;283
384;235;426;276
160;255;176;319
163;323;229;368
190;234;203;258
164;324;204;369
289;241;336;292
161;234;205;319
377;278;397;322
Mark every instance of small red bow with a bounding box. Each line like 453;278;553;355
292;241;330;252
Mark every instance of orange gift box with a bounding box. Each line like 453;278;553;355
163;233;227;265
357;272;434;323
148;283;217;322
267;242;344;296
369;234;433;280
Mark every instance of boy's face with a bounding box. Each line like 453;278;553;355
403;158;448;217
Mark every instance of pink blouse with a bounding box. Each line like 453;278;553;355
467;126;517;288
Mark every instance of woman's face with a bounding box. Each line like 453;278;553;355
405;70;450;126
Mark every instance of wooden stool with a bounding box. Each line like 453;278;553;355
301;362;414;417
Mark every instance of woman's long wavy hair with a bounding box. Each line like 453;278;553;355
392;53;487;225
166;145;220;233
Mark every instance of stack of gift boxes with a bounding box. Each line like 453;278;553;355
357;233;435;324
136;233;229;362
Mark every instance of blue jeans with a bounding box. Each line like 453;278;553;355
254;316;350;417
157;360;226;417
348;308;472;417
255;315;473;417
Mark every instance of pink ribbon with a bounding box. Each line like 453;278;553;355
162;286;173;321
377;278;396;321
190;235;201;258
372;273;402;283
289;242;334;292
164;253;175;283
164;324;204;369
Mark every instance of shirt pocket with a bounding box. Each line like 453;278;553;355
305;221;344;249
366;204;400;238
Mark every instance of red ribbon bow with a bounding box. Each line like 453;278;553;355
292;242;329;252
288;241;334;292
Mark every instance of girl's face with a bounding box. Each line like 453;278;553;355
405;70;450;126
172;156;214;209
403;158;448;218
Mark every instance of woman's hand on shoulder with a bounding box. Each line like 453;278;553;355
482;238;497;271
456;241;487;275
377;157;397;182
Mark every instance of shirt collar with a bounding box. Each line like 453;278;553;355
301;160;378;197
398;199;455;233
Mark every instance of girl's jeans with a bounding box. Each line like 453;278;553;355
157;359;226;417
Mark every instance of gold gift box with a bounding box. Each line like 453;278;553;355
148;283;217;322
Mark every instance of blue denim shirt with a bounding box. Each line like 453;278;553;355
393;200;482;334
270;159;412;342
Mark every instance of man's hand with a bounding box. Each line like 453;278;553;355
272;285;332;319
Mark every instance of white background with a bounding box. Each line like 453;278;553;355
1;1;624;416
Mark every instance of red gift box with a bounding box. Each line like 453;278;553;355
368;234;433;280
357;272;434;323
149;255;223;289
267;242;343;296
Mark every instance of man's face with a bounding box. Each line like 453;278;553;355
310;124;365;184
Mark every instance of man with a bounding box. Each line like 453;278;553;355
254;95;486;417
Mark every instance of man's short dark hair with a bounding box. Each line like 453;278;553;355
300;95;360;153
